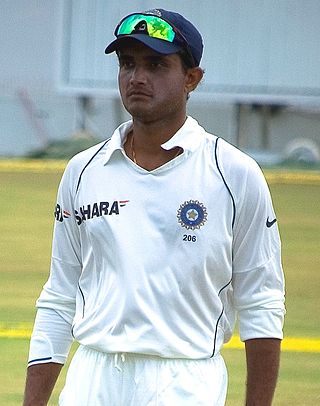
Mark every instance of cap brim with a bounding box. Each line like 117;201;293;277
105;35;182;55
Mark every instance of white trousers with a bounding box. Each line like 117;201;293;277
59;345;228;406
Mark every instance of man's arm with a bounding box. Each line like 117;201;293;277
23;362;63;406
245;338;281;406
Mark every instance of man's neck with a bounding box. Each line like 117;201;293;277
131;114;187;148
123;116;186;171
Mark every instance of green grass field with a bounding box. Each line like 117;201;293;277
0;163;319;405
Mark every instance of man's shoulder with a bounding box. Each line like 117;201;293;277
66;139;111;172
188;118;259;175
59;139;111;191
212;137;267;197
215;137;259;173
66;120;131;174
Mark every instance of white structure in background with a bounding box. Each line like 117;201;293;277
1;0;320;162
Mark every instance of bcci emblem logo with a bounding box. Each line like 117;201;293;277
177;200;208;230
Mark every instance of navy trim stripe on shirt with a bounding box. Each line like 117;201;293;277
214;137;236;228
211;309;224;358
78;282;86;318
211;278;232;357
76;139;110;193
28;356;52;365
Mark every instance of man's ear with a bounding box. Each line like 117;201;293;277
185;67;204;94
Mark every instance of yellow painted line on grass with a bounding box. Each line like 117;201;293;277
0;160;319;184
264;171;320;185
0;159;66;172
0;328;31;338
1;326;319;353
224;335;320;353
281;337;320;353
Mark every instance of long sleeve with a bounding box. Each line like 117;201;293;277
231;159;285;341
28;159;82;365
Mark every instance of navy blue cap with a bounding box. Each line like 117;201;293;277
105;8;203;67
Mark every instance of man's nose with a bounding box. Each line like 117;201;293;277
129;66;147;84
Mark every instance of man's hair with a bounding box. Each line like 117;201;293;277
177;49;197;71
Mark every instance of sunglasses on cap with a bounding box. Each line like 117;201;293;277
116;13;177;40
114;13;195;66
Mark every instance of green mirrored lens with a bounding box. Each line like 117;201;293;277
117;14;175;42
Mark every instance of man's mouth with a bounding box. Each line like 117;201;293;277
127;89;152;98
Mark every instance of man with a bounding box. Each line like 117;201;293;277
23;8;285;406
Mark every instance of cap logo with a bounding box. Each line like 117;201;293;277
144;9;162;17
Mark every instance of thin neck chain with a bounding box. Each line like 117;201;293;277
130;131;181;166
130;131;137;164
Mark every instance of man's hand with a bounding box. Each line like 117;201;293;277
245;338;281;406
23;362;63;406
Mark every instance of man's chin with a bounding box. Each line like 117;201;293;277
125;105;155;121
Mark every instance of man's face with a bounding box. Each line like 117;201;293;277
117;41;190;124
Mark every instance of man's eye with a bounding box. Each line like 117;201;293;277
150;61;164;69
119;60;134;69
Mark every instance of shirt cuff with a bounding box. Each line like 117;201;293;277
28;307;73;367
239;307;285;342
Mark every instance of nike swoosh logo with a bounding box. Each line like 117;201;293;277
266;217;277;228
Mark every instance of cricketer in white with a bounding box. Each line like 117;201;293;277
28;117;285;367
23;8;285;405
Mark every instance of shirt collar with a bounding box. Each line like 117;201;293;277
103;116;205;165
103;120;132;164
161;116;205;152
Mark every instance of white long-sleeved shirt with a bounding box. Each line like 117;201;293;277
28;116;285;366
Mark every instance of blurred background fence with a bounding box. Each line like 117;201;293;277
1;0;320;165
